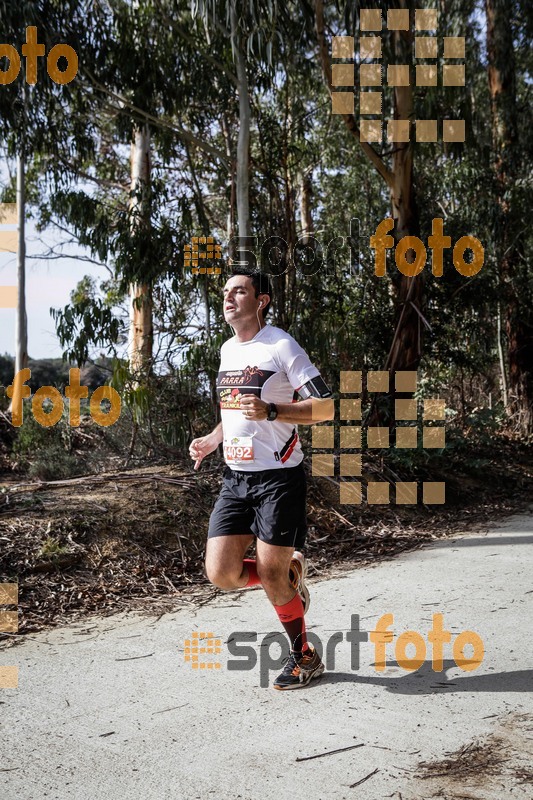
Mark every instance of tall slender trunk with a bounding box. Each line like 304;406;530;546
385;12;423;373
184;139;218;418
315;0;422;373
221;114;236;242
497;300;508;407
282;83;297;329
486;0;532;434
300;168;313;240
7;154;28;416
15;153;28;375
230;1;251;239
128;124;153;379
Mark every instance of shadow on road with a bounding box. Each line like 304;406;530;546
440;535;533;547
321;659;533;694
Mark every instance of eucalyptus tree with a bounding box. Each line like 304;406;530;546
191;0;289;241
485;0;533;434
48;0;232;379
0;0;93;413
314;0;477;373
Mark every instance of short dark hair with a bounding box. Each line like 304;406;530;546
229;268;273;318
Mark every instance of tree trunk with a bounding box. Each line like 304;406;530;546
230;1;251;239
315;0;422;373
221;114;236;242
282;84;297;330
385;14;424;373
15;152;28;375
184;139;218;419
486;0;533;434
7;153;28;416
128;124;153;379
300;168;314;240
497;295;508;408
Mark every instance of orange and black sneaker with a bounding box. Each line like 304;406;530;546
273;646;325;690
289;551;310;615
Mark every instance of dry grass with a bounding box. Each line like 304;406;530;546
1;442;532;638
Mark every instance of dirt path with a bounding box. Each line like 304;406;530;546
1;511;532;799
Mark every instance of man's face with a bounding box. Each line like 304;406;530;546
223;275;268;324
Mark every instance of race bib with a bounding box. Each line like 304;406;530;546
224;436;254;464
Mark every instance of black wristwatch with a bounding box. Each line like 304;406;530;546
266;402;278;421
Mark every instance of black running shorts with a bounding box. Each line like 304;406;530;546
207;463;307;549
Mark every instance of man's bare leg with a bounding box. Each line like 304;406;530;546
205;533;255;590
255;539;295;606
256;539;308;651
255;539;323;688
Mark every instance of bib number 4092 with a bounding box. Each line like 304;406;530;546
225;445;253;461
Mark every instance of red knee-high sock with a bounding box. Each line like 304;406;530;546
243;558;261;587
274;592;308;654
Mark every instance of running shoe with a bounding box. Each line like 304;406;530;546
273;646;325;690
289;550;310;615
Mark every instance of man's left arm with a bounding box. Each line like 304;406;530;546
275;396;335;424
240;340;334;423
238;394;334;424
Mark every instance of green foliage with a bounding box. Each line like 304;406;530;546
11;411;84;481
37;536;71;560
51;290;122;367
0;353;15;391
1;0;531;457
447;405;508;452
110;359;152;425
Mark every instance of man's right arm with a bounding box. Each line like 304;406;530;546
189;422;223;471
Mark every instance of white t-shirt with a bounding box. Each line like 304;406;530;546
217;325;322;471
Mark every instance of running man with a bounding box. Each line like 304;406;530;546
189;269;334;689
